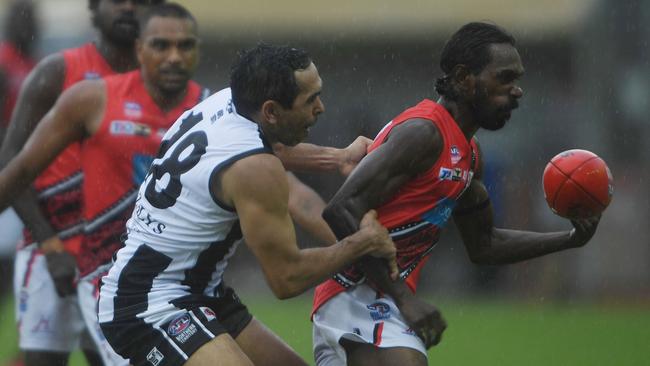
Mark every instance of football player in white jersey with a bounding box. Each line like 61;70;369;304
98;44;397;366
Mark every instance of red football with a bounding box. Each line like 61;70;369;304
542;149;613;219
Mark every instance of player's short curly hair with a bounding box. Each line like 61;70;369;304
435;22;516;100
230;44;312;120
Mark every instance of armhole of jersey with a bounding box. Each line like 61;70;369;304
208;147;274;211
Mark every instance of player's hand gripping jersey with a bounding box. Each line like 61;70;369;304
313;99;480;312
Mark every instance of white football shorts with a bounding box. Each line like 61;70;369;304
312;284;426;366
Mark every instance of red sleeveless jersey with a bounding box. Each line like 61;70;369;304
0;42;36;126
313;99;479;314
24;43;115;255
79;70;203;276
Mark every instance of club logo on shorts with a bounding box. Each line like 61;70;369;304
367;301;391;321
168;313;191;336
146;347;164;366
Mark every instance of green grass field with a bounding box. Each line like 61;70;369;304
1;294;649;366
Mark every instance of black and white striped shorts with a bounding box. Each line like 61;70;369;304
100;286;252;366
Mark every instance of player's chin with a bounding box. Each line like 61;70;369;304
160;80;189;94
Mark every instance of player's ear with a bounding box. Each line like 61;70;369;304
261;100;281;125
451;64;475;98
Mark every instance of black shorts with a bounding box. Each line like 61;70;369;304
100;286;253;366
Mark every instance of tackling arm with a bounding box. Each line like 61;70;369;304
286;172;337;245
216;153;396;299
453;142;600;265
273;136;372;176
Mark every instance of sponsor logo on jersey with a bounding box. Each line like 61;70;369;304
146;347;164;366
167;313;191;336
84;71;101;80
450;145;461;164
199;307;217;322
110;120;151;137
439;167;464;182
367;301;391;321
124;101;143;118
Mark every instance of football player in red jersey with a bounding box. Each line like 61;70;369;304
0;1;163;365
312;22;601;366
0;0;38;298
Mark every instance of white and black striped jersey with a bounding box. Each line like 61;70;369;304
99;88;273;323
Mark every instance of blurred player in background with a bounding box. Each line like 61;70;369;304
312;22;601;366
0;1;164;365
0;0;38;295
0;0;38;349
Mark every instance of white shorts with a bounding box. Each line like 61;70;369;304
312;285;426;366
77;266;129;366
0;208;23;257
14;244;89;352
14;244;127;366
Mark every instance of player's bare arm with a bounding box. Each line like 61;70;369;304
0;79;106;214
322;118;447;347
273;136;372;175
453;141;600;265
286;172;337;245
215;153;396;299
0;54;67;244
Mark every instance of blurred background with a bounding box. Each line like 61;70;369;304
0;0;648;365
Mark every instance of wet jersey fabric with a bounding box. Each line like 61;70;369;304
99;88;272;325
79;70;203;277
24;43;115;255
0;42;36;126
313;99;479;314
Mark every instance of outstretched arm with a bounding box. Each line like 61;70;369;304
0;55;67;243
453;147;599;265
322;118;447;348
273;136;372;176
215;153;396;299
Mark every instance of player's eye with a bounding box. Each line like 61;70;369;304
150;40;170;51
178;40;197;51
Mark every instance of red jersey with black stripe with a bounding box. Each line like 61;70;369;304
0;42;36;126
23;43;115;256
313;99;479;313
79;70;203;277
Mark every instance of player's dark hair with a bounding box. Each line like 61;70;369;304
88;0;166;11
138;2;196;29
435;22;516;100
230;43;312;120
88;0;166;30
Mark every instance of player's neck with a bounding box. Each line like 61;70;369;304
95;36;139;73
438;97;480;141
